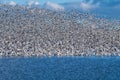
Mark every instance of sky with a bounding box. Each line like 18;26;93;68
38;0;81;4
0;0;120;19
1;0;120;6
1;0;82;5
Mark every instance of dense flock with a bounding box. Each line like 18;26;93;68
0;4;120;57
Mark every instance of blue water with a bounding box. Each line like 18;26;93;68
0;57;120;80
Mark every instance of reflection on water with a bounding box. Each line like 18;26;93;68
0;57;120;80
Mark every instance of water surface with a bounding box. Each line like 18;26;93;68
0;57;120;80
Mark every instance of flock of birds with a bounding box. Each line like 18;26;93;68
0;4;120;57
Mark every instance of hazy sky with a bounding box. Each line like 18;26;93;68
38;0;81;4
1;0;120;19
1;0;120;7
2;0;82;4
